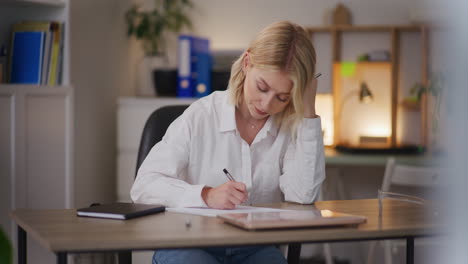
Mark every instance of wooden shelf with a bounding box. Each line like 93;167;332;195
306;24;425;33
0;84;72;94
0;84;68;88
0;0;66;7
308;24;429;148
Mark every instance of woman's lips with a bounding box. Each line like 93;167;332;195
255;106;267;116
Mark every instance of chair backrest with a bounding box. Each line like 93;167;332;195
381;157;446;193
135;105;189;177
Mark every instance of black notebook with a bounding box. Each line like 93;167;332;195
77;203;165;220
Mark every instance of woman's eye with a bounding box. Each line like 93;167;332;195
277;96;289;103
257;85;267;92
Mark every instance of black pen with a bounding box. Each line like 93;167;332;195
223;168;235;182
315;72;322;78
224;168;251;205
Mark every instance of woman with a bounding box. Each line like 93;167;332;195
131;20;325;264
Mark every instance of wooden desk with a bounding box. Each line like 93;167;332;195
325;148;434;167
11;199;441;264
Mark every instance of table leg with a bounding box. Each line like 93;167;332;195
406;237;414;264
118;251;132;264
57;252;67;264
18;226;26;264
287;243;301;264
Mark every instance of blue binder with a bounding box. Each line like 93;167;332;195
177;35;211;98
10;31;45;84
194;52;212;98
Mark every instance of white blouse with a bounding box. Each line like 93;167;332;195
131;91;326;208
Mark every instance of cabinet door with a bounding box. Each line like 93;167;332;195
0;93;14;238
20;94;70;209
10;88;73;210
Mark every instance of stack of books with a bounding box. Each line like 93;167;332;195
8;21;64;85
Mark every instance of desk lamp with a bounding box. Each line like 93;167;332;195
336;81;392;149
337;81;374;126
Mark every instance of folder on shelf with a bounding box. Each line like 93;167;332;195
9;31;45;84
8;21;63;85
47;22;62;86
77;202;165;220
17;22;55;85
177;35;211;98
194;52;212;98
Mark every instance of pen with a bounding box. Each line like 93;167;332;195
224;168;252;206
315;72;322;78
223;168;235;182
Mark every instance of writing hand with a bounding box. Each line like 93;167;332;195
201;181;248;209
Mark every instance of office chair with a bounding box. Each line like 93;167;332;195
117;105;189;264
123;105;303;264
135;105;190;178
366;157;446;264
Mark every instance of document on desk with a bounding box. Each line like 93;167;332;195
167;205;289;217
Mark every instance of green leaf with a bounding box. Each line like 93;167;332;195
136;15;150;39
124;0;194;56
125;6;140;37
0;228;12;264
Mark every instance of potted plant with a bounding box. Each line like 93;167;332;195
125;0;193;96
408;72;447;153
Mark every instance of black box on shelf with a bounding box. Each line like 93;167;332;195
211;70;230;92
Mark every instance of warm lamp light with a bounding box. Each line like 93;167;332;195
333;62;421;152
362;126;391;137
336;81;391;148
338;81;374;124
315;94;334;146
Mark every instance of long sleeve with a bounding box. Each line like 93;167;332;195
130;115;208;208
279;117;326;204
131;91;324;207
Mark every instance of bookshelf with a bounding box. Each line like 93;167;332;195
0;0;69;85
306;24;429;149
0;1;72;263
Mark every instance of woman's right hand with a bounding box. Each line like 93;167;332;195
201;182;248;209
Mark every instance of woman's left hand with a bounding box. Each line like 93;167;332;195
303;76;318;118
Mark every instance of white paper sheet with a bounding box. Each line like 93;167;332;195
166;205;289;217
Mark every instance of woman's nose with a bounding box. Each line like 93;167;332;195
261;93;275;112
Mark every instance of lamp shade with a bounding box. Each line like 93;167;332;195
359;81;373;103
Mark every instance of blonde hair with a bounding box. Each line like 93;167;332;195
228;21;316;133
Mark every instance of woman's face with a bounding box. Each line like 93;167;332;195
243;63;293;120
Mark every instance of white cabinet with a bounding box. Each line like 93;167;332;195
0;85;73;264
1;85;73;209
0;0;126;263
117;97;195;202
0;1;71;263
